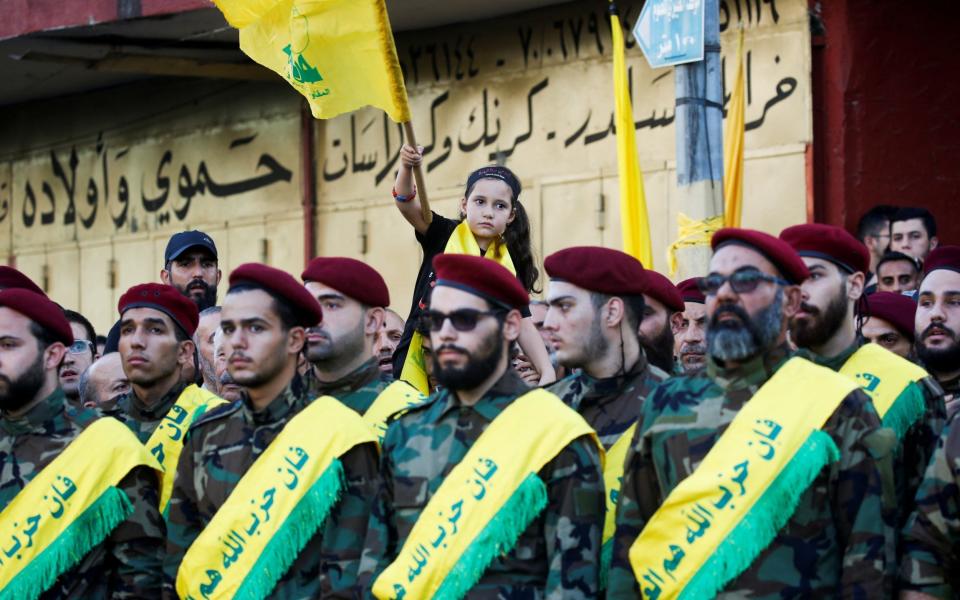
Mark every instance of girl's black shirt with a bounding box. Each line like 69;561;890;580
391;212;530;376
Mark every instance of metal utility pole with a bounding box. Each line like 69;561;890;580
673;0;723;279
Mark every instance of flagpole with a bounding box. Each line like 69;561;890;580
402;121;432;226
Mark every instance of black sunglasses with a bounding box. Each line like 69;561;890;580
698;269;790;296
421;309;505;332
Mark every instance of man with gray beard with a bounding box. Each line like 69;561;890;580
610;228;891;597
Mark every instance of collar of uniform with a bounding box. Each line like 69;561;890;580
938;372;960;395
307;357;382;397
797;338;863;372
574;355;649;406
242;374;308;426
435;369;529;422
707;342;794;390
129;381;187;421
1;388;66;435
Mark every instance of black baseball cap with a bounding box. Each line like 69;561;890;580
164;230;218;263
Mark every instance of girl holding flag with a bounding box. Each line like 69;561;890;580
390;144;556;390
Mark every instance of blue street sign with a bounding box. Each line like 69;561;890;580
632;0;705;69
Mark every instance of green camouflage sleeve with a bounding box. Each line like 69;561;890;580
319;442;381;597
109;465;166;598
356;425;400;597
901;417;960;597
542;435;605;599
163;430;206;598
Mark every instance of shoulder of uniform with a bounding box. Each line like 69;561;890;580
645;362;674;382
545;372;578;394
189;399;242;431
67;405;104;429
389;392;442;425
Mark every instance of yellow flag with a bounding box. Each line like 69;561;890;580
611;10;652;267
213;0;411;123
723;28;745;228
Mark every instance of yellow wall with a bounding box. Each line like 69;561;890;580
0;0;811;333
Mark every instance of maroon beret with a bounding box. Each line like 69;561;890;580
229;263;322;328
642;270;684;312
780;223;870;275
432;254;529;311
863;292;917;341
677;278;706;304
0;266;44;296
712;227;810;284
0;289;73;345
302;257;390;307
923;246;960;277
544;247;646;296
119;283;200;337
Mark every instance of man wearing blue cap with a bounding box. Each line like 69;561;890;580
161;230;221;311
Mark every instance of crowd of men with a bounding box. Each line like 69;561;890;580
0;204;958;599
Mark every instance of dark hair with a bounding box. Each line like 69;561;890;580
29;321;60;352
95;334;107;346
856;204;899;242
590;292;646;332
876;251;921;274
464;176;541;294
62;309;96;345
891;207;937;238
227;283;300;331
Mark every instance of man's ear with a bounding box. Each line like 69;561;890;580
287;326;307;355
366;307;385;337
178;340;196;365
670;311;685;334
847;272;866;302
44;343;67;372
216;268;223;286
606;297;626;329
160;269;171;285
930;236;940;252
781;285;803;319
503;310;523;343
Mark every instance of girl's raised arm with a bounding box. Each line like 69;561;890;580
393;144;431;235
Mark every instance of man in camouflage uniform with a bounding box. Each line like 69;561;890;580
543;247;669;447
609;228;892;597
637;270;684;374
672;278;708;374
300;257;391;411
0;288;164;598
913;246;960;419
900;418;960;597
781;224;946;542
109;283;200;442
359;254;604;597
165;263;379;597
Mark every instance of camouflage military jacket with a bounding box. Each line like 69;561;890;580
109;381;188;443
304;358;391;414
547;355;669;449
608;343;894;598
164;374;379;599
901;416;960;596
0;389;165;599
938;374;960;421
799;341;946;531
358;370;605;599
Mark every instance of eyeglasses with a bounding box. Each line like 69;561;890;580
67;339;94;355
420;309;505;332
698;269;790;296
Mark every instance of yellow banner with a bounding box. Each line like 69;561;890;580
146;384;226;513
629;358;856;599
363;380;426;443
603;423;637;546
723;28;746;228
839;343;928;418
372;389;599;599
176;396;377;600
213;0;411;122
0;419;161;596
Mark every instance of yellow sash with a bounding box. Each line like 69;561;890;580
629;358;857;599
604;423;637;547
400;221;516;394
363;380;426;443
372;389;599;600
176;396;377;600
0;418;161;599
146;384;226;513
839;343;928;439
